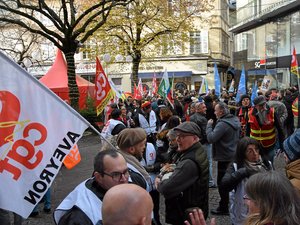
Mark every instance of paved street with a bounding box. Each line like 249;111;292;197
18;131;285;225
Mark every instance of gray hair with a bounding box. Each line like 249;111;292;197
216;101;230;115
167;129;176;139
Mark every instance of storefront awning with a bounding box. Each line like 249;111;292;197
138;71;192;79
247;69;276;76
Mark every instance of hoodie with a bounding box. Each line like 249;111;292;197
206;113;241;161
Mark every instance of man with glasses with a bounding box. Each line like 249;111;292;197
54;149;129;225
155;121;209;225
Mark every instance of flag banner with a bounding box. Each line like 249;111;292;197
152;73;158;96
291;46;300;78
236;65;246;103
109;79;125;100
157;69;170;98
228;79;235;93
137;78;144;97
214;63;221;97
167;74;174;108
0;51;89;218
260;75;273;92
251;80;258;105
199;76;209;95
133;82;143;100
95;57;115;116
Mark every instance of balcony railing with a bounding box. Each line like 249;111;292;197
230;0;297;27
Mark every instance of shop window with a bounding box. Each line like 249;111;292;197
277;16;290;57
265;22;277;58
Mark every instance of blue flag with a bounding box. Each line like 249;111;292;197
236;65;246;102
214;63;221;97
251;80;258;105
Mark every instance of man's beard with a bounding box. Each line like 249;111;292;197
134;152;143;161
257;109;268;125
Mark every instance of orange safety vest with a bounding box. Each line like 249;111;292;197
293;97;299;129
292;97;298;117
248;107;276;148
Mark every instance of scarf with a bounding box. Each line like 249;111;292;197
286;159;300;194
117;150;152;186
244;157;268;173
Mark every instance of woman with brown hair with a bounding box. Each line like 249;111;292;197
220;137;272;225
244;171;300;225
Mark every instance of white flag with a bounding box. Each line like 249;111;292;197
0;52;89;218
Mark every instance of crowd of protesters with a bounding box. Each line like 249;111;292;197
5;85;300;225
97;84;300;225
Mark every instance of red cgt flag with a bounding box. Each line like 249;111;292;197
152;73;158;96
94;57;115;115
133;82;142;100
291;46;300;78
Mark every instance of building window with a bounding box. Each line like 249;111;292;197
221;0;228;20
222;32;228;55
82;40;96;60
190;31;208;54
112;78;122;85
291;11;300;51
235;33;247;52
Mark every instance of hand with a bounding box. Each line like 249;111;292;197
154;177;161;189
208;119;214;125
184;209;216;225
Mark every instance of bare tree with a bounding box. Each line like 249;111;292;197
0;26;52;69
0;0;132;109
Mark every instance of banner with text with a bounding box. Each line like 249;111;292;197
0;52;89;218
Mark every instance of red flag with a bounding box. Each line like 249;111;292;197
94;57;115;115
152;73;158;96
138;78;144;97
133;82;143;100
291;46;299;78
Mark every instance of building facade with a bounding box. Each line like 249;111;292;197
230;0;300;91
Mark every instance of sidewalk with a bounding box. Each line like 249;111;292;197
20;133;285;225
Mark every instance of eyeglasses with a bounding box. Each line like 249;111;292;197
243;194;251;200
102;169;130;182
176;133;193;139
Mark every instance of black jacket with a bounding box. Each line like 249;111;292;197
158;142;209;224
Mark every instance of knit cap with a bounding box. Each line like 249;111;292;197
283;129;300;162
117;128;147;149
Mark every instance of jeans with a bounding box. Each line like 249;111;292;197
217;161;231;210
32;188;51;213
203;143;215;186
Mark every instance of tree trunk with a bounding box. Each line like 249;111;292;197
131;50;141;93
64;51;79;110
